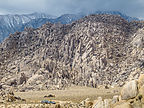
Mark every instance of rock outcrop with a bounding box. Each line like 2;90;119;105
90;74;144;108
0;14;144;91
113;74;144;108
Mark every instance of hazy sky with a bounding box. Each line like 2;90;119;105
0;0;144;18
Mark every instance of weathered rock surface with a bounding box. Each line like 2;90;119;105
0;14;144;91
112;95;119;104
92;97;111;108
111;75;144;108
113;101;132;108
121;80;138;100
138;74;144;88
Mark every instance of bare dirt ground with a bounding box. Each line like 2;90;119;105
15;85;121;103
0;86;121;107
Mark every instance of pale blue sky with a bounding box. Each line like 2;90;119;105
0;0;144;18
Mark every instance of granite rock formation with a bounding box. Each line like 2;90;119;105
0;14;144;91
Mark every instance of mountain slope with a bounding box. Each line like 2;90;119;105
20;14;83;30
0;12;54;42
0;14;143;91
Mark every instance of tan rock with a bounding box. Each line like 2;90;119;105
93;100;98;107
142;104;144;108
84;98;93;107
138;74;144;88
93;100;103;108
131;101;142;108
112;95;119;104
118;96;121;101
0;99;4;103
80;98;93;107
104;99;110;108
93;97;104;108
121;80;138;100
139;85;144;96
93;98;111;108
113;101;132;108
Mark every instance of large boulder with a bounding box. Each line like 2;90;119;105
121;80;138;100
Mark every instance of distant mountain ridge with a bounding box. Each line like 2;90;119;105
0;11;140;42
21;11;140;30
0;12;54;42
20;14;83;30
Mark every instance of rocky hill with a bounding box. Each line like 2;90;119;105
0;14;144;92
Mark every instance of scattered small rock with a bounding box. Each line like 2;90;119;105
112;95;119;104
44;94;55;98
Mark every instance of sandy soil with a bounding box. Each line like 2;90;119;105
14;85;121;103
